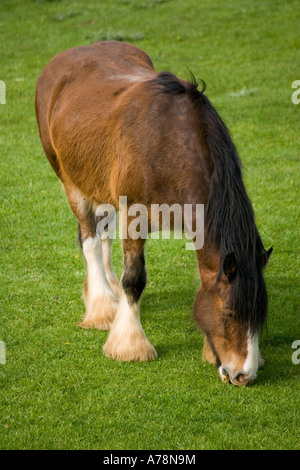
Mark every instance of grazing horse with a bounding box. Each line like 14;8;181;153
35;41;272;386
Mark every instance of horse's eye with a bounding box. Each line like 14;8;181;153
225;311;235;318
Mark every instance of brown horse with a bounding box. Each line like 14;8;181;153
35;41;272;386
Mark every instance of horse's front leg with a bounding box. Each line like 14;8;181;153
103;238;157;361
202;336;218;365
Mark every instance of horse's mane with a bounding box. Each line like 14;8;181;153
149;71;268;332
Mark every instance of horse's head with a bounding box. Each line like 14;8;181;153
195;248;272;386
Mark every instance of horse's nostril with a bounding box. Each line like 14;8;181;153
235;373;244;382
232;372;255;386
218;366;230;383
229;371;245;385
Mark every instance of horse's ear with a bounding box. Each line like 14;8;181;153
223;252;237;282
262;247;273;267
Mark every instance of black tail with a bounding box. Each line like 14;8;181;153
77;222;83;248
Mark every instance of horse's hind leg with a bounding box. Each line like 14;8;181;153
100;214;122;299
64;182;118;330
103;237;157;361
81;236;118;330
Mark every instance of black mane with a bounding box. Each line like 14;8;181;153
149;71;187;94
152;71;268;332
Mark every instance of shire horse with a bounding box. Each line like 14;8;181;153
35;41;272;386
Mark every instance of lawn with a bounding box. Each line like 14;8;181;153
0;0;299;450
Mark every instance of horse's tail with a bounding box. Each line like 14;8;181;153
77;222;83;248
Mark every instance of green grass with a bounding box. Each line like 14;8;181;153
0;0;299;450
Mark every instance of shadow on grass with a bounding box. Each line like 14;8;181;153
155;338;202;359
142;287;197;313
256;334;299;386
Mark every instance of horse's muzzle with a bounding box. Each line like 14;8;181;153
219;366;257;387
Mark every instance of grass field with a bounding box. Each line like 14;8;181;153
0;0;299;450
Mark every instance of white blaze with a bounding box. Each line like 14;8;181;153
243;331;259;379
